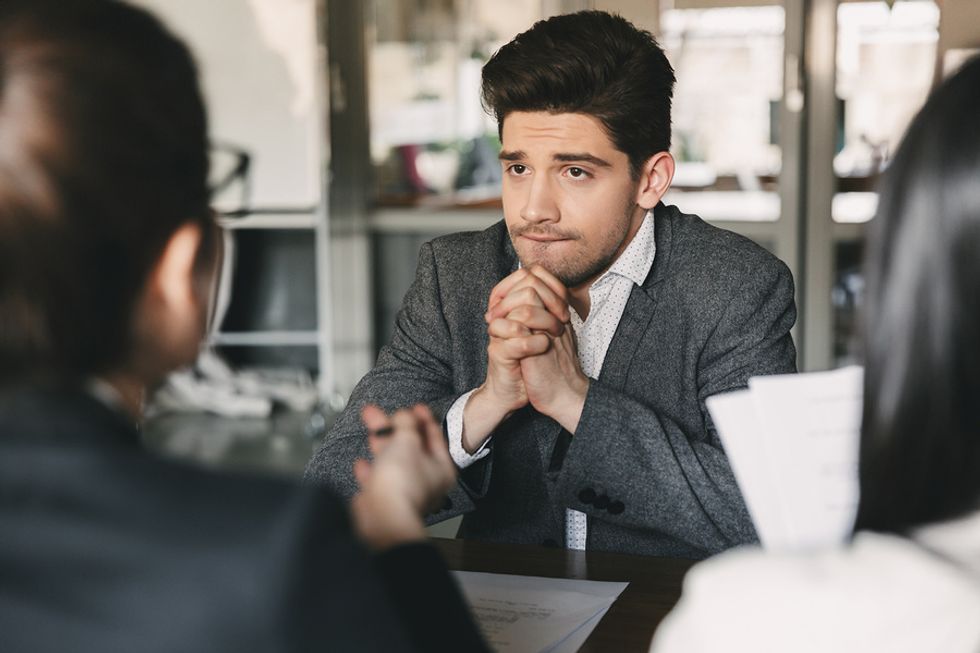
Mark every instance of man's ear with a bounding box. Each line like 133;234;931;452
635;152;675;210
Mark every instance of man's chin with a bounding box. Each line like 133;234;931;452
516;251;559;279
516;255;594;288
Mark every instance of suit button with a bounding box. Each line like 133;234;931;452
608;500;625;515
593;495;610;510
542;538;559;548
442;496;453;511
578;488;597;504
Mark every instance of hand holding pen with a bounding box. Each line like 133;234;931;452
350;404;457;550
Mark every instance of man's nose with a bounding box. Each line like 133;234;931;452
520;175;559;224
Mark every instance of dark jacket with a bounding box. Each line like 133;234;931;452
0;387;487;653
306;203;797;559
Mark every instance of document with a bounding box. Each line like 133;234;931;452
452;570;628;653
706;366;863;552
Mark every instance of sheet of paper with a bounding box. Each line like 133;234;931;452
546;606;610;653
452;570;628;653
706;390;791;550
708;366;863;552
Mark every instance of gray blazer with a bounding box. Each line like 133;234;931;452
306;203;797;559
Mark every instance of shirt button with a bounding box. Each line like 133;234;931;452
607;500;625;515
594;495;610;510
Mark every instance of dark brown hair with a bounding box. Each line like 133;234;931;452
480;10;675;177
0;0;212;384
854;56;980;534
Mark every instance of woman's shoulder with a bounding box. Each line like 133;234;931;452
651;531;980;653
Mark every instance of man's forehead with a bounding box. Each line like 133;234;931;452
500;111;623;161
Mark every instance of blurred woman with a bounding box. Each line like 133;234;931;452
0;1;487;651
650;56;980;653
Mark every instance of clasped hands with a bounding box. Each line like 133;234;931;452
462;265;589;453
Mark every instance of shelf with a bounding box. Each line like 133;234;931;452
210;331;321;347
218;213;319;230
369;207;500;234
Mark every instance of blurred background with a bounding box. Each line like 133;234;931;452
129;0;979;481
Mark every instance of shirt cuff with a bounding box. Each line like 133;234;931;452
446;389;491;469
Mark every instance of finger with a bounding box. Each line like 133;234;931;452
487;268;531;312
494;333;551;360
414;404;451;463
353;458;372;488
487;278;569;324
504;305;564;337
507;269;569;320
554;324;579;354
489;334;541;363
367;430;395;458
485;285;549;325
360;404;393;436
391;408;423;441
487;317;532;339
525;264;569;303
416;405;459;507
412;405;447;456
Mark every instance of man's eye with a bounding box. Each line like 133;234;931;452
567;167;588;178
509;164;527;175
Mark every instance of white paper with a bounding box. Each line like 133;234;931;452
707;366;863;552
705;390;791;550
546;606;610;653
452;570;628;653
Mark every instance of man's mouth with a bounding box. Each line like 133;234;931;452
518;232;571;243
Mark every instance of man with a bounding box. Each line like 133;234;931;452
307;10;797;559
0;2;487;651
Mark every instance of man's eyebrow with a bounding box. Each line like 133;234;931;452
497;150;613;168
498;150;525;161
553;153;612;167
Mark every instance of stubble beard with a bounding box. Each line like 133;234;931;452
509;199;639;289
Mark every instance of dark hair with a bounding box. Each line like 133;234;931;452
0;0;212;384
480;10;675;178
853;56;980;534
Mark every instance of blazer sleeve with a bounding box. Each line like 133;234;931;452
304;241;486;515
554;257;797;553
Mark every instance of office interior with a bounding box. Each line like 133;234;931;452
134;0;980;499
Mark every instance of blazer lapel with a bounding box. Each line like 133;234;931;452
597;287;658;392
596;202;675;392
539;205;677;473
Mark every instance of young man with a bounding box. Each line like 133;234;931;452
307;11;797;559
0;2;487;651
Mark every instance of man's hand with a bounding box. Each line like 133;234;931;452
351;404;456;551
464;265;588;446
499;266;588;431
461;267;568;452
519;322;589;432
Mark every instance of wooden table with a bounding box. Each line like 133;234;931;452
432;537;697;653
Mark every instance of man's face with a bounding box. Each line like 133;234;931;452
500;111;647;290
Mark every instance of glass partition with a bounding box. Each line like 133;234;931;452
659;4;785;223
831;0;939;364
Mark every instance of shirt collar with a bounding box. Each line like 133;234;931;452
599;209;656;288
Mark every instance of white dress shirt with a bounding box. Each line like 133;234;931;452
446;210;657;550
